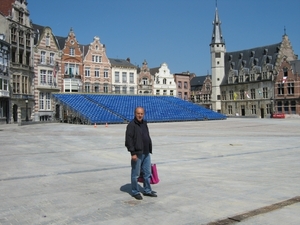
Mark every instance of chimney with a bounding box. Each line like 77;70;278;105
126;57;130;62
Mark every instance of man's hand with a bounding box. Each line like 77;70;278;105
131;154;138;161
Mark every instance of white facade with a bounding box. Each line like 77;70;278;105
153;63;176;96
110;59;137;95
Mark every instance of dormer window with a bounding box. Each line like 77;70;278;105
239;75;244;83
250;73;255;81
283;67;288;77
69;48;75;56
18;11;24;24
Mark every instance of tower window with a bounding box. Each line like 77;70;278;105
215;53;221;58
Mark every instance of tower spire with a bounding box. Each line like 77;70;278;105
210;6;224;45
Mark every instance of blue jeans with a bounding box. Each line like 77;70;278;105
131;153;152;195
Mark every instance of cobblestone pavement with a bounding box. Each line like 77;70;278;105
0;118;299;225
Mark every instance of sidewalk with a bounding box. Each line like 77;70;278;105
0;118;299;225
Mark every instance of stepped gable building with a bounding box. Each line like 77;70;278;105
173;71;194;100
190;75;212;109
151;62;177;96
274;58;300;114
109;58;137;94
137;60;153;95
82;36;111;93
210;6;298;117
0;0;35;123
61;28;83;93
32;23;62;121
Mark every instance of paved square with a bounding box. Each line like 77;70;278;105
0;118;299;225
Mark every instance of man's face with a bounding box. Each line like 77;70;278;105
135;108;144;122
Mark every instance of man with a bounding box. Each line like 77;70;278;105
125;107;157;200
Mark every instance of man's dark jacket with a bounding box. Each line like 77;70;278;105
125;118;152;155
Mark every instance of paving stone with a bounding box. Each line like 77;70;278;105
0;119;299;224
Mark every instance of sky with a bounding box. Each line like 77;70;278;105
27;0;300;76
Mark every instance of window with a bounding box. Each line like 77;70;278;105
130;87;134;94
92;55;102;62
283;67;288;77
266;104;271;114
69;48;75;56
142;78;148;85
129;72;134;83
291;101;296;114
262;71;268;80
163;90;167;95
250;73;255;81
47;71;53;85
94;84;99;93
46;35;50;46
22;75;28;94
163;78;166;84
49;53;54;65
95;68;100;77
0;78;9;91
26;33;30;47
39;92;45;110
206;84;211;91
178;81;182;88
178;92;182;99
65;63;79;76
217;95;221;100
215;52;221;58
263;87;268;98
284;101;289;113
170;90;174;96
104;69;109;78
250;89;256;99
228;76;233;83
288;83;294;95
184;82;188;89
13;75;20;93
19;30;24;45
122;72;127;83
46;93;51;110
103;84;108;93
251;105;256;114
277;101;282;112
39;92;51;110
156;90;160;95
115;72;119;82
84;83;90;93
40;51;46;64
115;86;120;94
277;83;284;95
221;91;226;100
18;11;24;24
240;90;244;100
184;92;188;100
239;75;244;83
11;28;17;42
228;105;233;115
85;67;90;77
40;70;46;84
122;86;127;94
229;90;234;100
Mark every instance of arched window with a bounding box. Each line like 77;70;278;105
163;78;166;84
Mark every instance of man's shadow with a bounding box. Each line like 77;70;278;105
120;183;143;196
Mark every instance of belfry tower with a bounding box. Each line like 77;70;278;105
210;6;225;112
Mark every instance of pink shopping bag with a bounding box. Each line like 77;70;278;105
138;164;160;184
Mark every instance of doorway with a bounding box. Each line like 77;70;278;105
13;104;18;122
261;108;264;118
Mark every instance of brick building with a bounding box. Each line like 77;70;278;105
82;36;111;93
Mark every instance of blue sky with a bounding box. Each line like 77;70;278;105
28;0;300;76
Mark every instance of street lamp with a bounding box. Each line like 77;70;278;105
25;99;28;121
270;98;273;118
